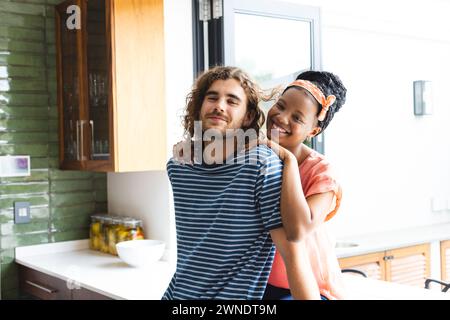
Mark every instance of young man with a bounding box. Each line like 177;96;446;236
163;66;319;300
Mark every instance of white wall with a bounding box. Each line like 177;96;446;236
284;0;450;237
108;0;450;246
107;0;193;260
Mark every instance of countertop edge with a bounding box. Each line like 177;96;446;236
335;223;450;258
15;239;90;258
15;257;124;300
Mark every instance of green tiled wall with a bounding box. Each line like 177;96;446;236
0;0;107;299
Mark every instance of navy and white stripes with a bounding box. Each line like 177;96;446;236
162;145;284;300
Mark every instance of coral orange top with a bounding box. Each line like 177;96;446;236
267;150;346;300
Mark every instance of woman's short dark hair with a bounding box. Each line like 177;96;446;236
291;71;347;133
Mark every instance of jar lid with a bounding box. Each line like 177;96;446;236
122;217;142;228
111;216;123;224
102;215;113;223
91;214;107;222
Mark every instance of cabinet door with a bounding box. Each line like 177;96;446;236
72;287;113;300
83;0;113;171
339;252;386;280
385;243;430;288
440;240;450;281
56;0;166;172
56;0;88;168
19;265;72;300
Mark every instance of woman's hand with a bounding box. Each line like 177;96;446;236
172;140;193;165
258;138;296;162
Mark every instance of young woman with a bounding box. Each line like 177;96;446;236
262;71;347;300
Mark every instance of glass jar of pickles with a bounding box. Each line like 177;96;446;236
107;216;122;255
100;215;113;253
89;214;145;256
117;218;145;243
89;214;104;251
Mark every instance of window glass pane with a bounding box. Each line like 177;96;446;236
234;13;311;89
87;0;110;161
59;6;81;161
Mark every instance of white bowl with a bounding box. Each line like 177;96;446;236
116;240;165;267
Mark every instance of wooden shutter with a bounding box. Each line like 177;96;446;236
339;252;385;280
385;244;430;287
441;240;450;281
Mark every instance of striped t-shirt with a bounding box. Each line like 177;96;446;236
162;145;283;300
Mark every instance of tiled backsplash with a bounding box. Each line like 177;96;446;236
0;0;107;299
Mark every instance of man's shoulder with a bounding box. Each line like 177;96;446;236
246;145;282;166
166;158;189;173
245;144;277;158
241;145;283;181
166;158;175;170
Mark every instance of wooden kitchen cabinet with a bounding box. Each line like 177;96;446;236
339;243;430;288
55;0;166;172
19;265;112;300
440;240;450;281
71;287;113;300
339;251;386;280
385;243;430;287
19;265;72;300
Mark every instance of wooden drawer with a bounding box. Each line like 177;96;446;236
441;240;450;281
19;265;114;300
19;265;71;300
339;243;430;287
339;251;386;280
72;287;112;300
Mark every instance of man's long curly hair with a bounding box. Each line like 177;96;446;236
183;66;270;137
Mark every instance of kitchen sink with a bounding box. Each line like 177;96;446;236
335;241;359;248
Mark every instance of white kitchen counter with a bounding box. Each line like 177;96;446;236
15;239;450;300
15;240;176;300
335;223;450;258
342;273;450;300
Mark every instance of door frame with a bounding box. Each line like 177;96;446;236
223;0;321;70
192;0;325;153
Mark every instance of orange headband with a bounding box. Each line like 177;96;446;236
287;80;336;121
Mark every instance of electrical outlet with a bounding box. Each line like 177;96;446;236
14;202;30;224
